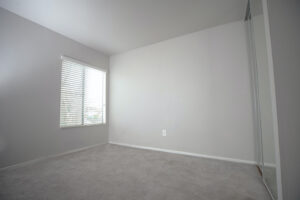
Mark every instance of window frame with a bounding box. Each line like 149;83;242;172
59;56;107;128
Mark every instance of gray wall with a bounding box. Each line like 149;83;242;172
110;21;257;162
0;8;109;168
266;1;300;199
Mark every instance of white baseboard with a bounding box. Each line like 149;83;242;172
0;143;106;171
1;141;261;171
109;141;257;165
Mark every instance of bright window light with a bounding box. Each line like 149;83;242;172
60;57;106;127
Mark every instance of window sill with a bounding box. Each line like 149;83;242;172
60;123;106;129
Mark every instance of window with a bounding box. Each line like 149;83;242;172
60;57;106;127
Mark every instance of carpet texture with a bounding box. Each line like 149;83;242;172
0;144;271;200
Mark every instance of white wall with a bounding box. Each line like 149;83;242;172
266;1;300;199
109;21;256;162
0;8;109;168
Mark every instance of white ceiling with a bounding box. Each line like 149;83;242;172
0;0;247;55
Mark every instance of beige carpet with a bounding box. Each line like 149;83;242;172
0;144;271;200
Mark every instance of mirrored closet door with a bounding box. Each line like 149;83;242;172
245;0;278;199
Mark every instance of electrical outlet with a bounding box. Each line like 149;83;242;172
162;129;167;136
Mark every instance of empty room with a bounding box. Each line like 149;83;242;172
0;0;299;200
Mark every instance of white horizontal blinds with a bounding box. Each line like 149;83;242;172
60;60;84;127
60;57;106;127
84;67;106;125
